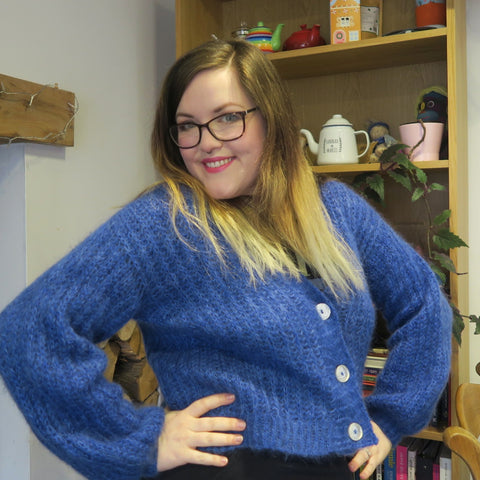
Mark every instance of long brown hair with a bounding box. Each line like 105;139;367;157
151;39;363;296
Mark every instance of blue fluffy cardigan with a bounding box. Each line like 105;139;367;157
0;180;452;480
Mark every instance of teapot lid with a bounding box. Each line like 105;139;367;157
323;114;353;127
249;21;272;33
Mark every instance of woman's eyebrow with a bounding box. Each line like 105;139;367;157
176;103;244;120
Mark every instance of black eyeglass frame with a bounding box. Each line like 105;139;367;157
169;107;258;149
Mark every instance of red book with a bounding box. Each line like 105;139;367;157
396;439;411;480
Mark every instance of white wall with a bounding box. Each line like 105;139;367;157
0;145;29;480
0;1;175;478
466;0;480;383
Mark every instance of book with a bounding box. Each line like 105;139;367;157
433;443;441;480
383;446;396;480
362;348;388;396
438;444;452;480
416;440;441;480
396;438;412;480
407;438;426;480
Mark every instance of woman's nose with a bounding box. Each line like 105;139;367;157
198;126;222;151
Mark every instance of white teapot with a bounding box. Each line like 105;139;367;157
301;114;370;165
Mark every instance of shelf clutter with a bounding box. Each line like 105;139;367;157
98;320;160;406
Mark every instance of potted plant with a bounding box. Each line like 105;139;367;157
351;123;479;345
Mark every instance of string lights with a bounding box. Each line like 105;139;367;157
0;81;78;145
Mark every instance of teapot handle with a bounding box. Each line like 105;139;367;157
354;130;370;158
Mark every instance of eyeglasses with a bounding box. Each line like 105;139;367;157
169;107;258;149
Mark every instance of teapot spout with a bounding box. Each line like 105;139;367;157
300;129;319;155
309;24;321;45
271;23;285;51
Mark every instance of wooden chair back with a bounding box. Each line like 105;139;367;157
456;382;480;438
443;382;480;480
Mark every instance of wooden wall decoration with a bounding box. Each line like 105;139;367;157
0;73;76;147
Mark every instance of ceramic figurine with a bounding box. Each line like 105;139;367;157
283;24;326;50
245;22;284;53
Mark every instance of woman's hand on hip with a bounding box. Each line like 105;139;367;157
157;393;246;472
348;420;392;479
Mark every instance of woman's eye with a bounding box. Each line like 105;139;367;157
177;123;196;133
220;112;242;123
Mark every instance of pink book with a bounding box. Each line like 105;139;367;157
396;439;410;480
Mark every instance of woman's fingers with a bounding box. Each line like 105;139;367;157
189;431;244;448
188;450;230;468
185;392;236;417
194;415;246;433
348;421;392;479
157;393;246;472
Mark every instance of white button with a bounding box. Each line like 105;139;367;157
335;365;350;383
316;303;331;320
348;423;364;441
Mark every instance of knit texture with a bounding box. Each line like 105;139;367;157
0;180;452;480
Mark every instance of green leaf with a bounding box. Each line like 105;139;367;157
394;154;413;170
387;170;412;191
429;182;446;192
411;187;424;202
429;263;447;285
432;251;457;273
414;167;428;184
452;309;465;345
366;174;385;202
433;229;469;250
470;315;480;335
469;315;480;335
433;210;451;226
377;144;409;164
352;172;371;188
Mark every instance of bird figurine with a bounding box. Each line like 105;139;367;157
416;85;448;158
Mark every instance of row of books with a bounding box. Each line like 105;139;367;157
362;348;388;397
356;438;452;480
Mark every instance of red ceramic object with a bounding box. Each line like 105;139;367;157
283;24;326;51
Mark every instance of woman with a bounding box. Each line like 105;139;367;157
0;39;452;480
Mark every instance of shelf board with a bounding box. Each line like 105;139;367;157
270;28;447;79
312;160;449;175
413;426;444;442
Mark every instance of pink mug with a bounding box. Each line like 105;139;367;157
398;122;444;161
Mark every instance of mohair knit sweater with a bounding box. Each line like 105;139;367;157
0;180;452;480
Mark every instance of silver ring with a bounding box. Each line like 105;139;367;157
365;448;372;459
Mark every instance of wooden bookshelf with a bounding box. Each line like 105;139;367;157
176;0;468;476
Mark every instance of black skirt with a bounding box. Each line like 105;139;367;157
145;449;354;480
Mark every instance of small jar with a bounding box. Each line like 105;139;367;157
231;21;249;39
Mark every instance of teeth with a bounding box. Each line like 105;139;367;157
205;158;231;168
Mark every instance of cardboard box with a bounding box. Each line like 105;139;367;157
361;0;383;39
330;0;361;44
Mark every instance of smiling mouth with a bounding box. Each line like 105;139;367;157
203;157;233;169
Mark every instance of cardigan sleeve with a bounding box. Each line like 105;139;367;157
322;180;452;446
0;201;164;480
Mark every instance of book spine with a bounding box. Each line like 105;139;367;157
396;442;409;480
383;447;396;480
